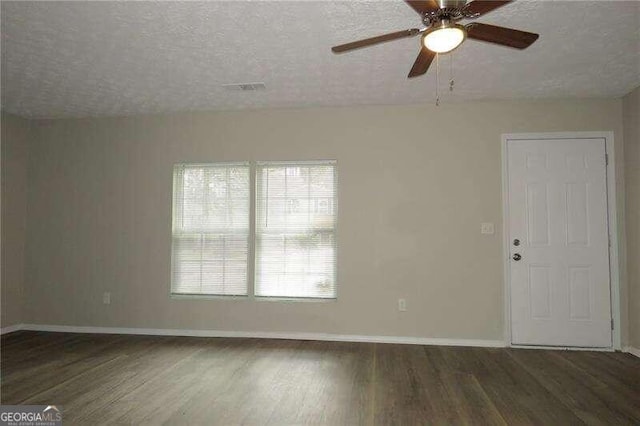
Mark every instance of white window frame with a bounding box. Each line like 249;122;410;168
170;162;251;298
170;160;338;301
254;160;338;300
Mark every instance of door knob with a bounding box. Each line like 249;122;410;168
512;253;522;261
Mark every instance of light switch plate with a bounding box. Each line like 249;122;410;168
398;298;407;312
481;223;495;235
103;292;111;305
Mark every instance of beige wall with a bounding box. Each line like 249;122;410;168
1;113;29;328
623;87;640;348
24;99;625;341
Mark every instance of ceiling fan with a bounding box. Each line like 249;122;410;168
331;0;539;78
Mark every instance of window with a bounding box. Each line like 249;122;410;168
171;163;250;296
171;161;337;299
256;161;337;298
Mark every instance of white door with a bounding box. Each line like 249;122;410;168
507;137;612;347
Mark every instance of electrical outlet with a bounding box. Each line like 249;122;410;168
398;298;407;312
103;292;111;305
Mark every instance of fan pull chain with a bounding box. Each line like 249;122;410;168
449;53;454;92
435;53;440;106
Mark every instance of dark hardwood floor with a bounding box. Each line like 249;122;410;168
1;331;639;425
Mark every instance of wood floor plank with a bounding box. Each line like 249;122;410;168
465;347;584;425
372;343;435;425
168;338;305;426
557;350;640;395
435;347;508;426
1;332;639;425
17;336;203;412
264;340;373;426
91;337;249;425
508;348;640;425
1;334;131;401
262;340;373;426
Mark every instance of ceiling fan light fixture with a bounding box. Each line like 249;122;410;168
422;21;466;53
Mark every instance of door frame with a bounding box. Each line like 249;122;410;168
501;131;621;350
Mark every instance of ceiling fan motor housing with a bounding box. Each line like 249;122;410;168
438;0;468;10
422;1;469;26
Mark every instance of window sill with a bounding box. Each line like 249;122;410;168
170;294;337;302
170;294;249;301
255;296;337;303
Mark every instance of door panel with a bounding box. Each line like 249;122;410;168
508;138;611;347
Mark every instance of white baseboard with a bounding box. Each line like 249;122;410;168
10;325;637;354
1;323;24;335
623;346;640;358
18;324;506;348
510;344;614;352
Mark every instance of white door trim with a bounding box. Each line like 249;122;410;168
501;132;620;350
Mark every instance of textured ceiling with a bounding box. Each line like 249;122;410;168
1;1;639;119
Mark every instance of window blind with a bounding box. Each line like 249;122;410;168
255;161;337;298
171;163;249;296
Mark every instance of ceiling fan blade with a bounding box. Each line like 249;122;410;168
408;46;436;78
404;0;440;15
466;22;539;49
464;1;512;16
332;29;420;53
